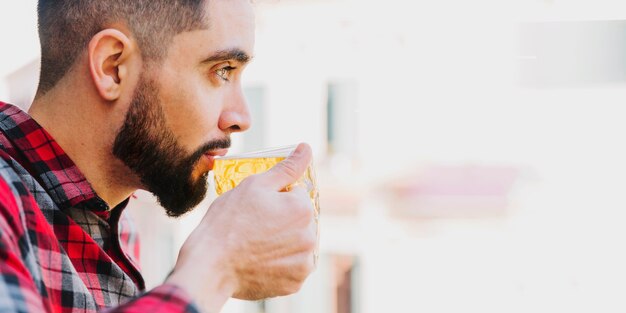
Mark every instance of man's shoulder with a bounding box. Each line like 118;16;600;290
0;149;33;209
0;152;36;240
0;108;19;162
0;114;46;210
0;110;42;202
0;147;56;254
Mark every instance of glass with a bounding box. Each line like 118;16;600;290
212;145;320;264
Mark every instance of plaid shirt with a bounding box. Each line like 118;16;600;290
0;102;199;312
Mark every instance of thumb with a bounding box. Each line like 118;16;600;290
259;143;312;191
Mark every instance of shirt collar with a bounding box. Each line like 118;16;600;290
0;102;115;218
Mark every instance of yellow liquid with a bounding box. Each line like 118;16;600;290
213;157;319;216
213;157;284;195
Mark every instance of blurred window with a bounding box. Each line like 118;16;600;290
326;81;358;157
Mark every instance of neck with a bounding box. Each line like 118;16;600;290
28;81;139;209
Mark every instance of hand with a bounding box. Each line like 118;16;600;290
167;143;317;311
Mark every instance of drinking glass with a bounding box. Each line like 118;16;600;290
212;145;320;264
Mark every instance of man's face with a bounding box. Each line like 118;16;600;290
113;0;255;216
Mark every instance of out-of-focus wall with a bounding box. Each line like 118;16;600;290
0;0;39;106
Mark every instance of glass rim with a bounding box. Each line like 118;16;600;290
215;144;298;160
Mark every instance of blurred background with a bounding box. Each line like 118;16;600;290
3;0;626;312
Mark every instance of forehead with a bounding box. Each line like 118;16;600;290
205;0;255;45
164;0;255;66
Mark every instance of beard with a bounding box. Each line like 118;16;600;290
112;75;230;217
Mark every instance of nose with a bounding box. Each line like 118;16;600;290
218;86;251;133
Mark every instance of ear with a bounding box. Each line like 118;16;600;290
87;29;135;101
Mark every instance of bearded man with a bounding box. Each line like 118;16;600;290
0;1;316;312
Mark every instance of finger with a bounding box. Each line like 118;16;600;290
279;251;317;285
258;143;312;191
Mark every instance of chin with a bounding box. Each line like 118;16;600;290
156;178;209;218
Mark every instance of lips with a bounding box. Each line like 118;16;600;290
204;149;229;171
205;149;229;158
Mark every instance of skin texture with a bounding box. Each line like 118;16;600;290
28;0;316;311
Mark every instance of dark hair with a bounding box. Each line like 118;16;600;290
37;0;208;95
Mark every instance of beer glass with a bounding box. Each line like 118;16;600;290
212;145;320;264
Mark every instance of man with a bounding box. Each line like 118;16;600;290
0;0;316;312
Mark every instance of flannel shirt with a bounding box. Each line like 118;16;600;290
0;102;200;312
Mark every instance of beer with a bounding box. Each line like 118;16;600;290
213;156;284;195
213;156;320;218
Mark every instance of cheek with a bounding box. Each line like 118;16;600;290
160;80;224;150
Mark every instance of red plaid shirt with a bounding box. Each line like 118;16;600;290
0;102;199;312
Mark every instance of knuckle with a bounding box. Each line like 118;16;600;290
296;230;315;251
304;260;315;275
301;233;316;252
295;262;309;277
293;256;314;279
287;280;305;294
296;263;311;284
291;282;305;294
277;280;301;296
279;285;297;296
278;261;312;296
275;288;290;297
301;257;315;276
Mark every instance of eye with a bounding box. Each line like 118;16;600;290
215;66;236;82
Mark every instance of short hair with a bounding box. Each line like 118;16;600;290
37;0;208;95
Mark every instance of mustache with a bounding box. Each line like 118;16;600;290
187;137;232;164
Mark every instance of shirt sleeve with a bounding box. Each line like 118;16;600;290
103;284;201;313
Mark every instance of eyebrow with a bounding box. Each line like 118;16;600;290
200;48;253;65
